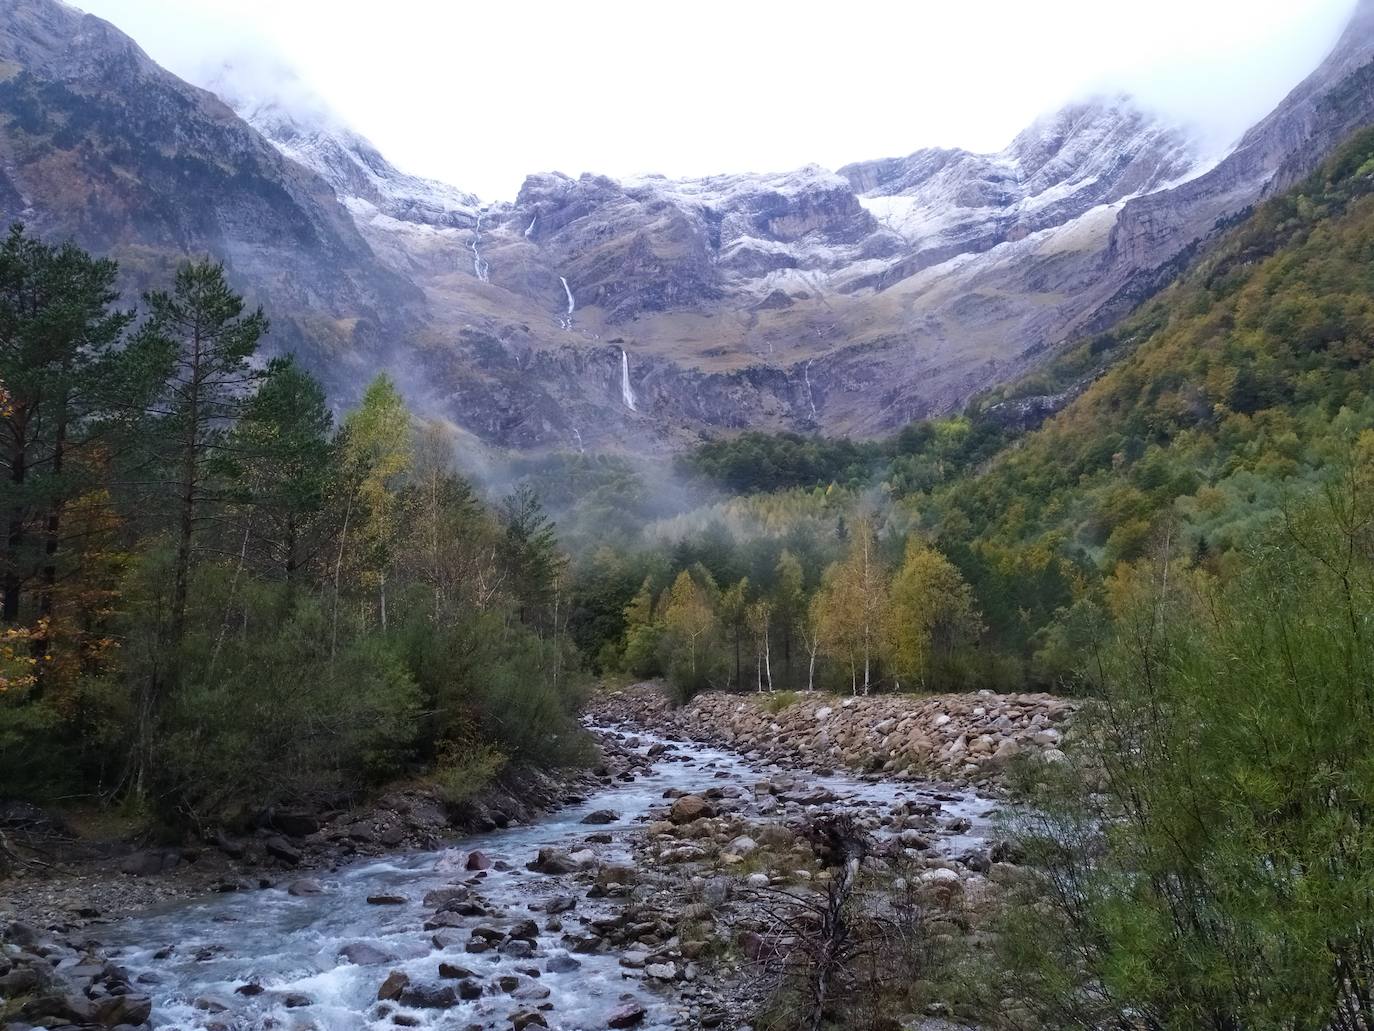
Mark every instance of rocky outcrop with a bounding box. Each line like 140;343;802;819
0;920;153;1029
595;685;1076;786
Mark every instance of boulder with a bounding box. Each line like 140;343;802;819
669;795;713;825
397;983;458;1008
580;809;619;825
376;971;409;1001
608;1002;648;1028
526;848;579;875
341;942;396;966
264;836;302;866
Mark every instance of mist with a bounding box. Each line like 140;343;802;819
72;0;1356;201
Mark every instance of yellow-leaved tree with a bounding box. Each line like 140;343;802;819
884;539;984;691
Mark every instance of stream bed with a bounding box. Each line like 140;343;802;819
99;727;1000;1031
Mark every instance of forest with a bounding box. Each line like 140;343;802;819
0;227;585;827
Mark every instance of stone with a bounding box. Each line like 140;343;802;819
288;878;324;896
94;993;153;1024
526;848;579;875
545;954;580;973
579;809;618;825
669;795;713;825
465;850;493;871
264;836;302;865
398;983;459;1008
512;1011;548;1030
645;962;676;980
377;971;409;1001
367;894;406;905
727;835;758;855
438;962;477;979
341;942;396;966
608;1002;648;1028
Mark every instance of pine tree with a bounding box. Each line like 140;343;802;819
133;259;267;648
0;226;133;679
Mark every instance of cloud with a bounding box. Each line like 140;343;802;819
72;0;1356;200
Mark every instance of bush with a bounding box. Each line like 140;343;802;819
991;467;1374;1029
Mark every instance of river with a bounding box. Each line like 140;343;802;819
99;725;999;1031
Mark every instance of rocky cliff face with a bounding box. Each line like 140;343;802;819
0;0;421;397
4;0;1374;451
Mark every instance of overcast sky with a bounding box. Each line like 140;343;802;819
73;0;1357;201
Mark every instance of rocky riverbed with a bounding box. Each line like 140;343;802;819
595;684;1076;785
1;685;1057;1030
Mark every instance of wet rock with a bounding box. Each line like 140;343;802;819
236;983;265;996
288;878;324;896
526;848;579;875
544;895;576;915
192;995;232;1013
94;993;153;1024
580;809;618;825
342;942;396;966
397;982;459;1008
545;954;581;973
281;993;313;1008
367;894;406;905
377;970;409;1001
457;978;483;1000
466;850;493;871
608;1002;648;1028
511;1011;547;1030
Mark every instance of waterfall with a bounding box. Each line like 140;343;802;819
620;349;638;412
470;208;490;282
558;276;575;330
524;215;537;238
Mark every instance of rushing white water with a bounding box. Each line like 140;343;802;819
98;727;998;1031
620;349;637;411
557;276;575;330
524;216;537;238
470;209;490;283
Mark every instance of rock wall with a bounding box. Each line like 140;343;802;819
597;685;1077;786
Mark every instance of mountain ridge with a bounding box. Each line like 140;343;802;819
3;0;1373;452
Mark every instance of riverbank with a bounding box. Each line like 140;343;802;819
1;685;1056;1030
1;739;649;930
593;681;1077;786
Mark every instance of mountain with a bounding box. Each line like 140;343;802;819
0;0;421;393
4;0;1374;452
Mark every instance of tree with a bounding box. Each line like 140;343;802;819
746;597;773;692
659;569;720;700
336;374;412;637
772;550;805;689
0;226;132;675
884;539;983;690
134;259;267;649
499;484;563;629
719;577;751;690
226;357;333;589
996;449;1374;1028
620;576;661;677
814;518;888;694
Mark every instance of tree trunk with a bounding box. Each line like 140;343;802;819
3;436;25;625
